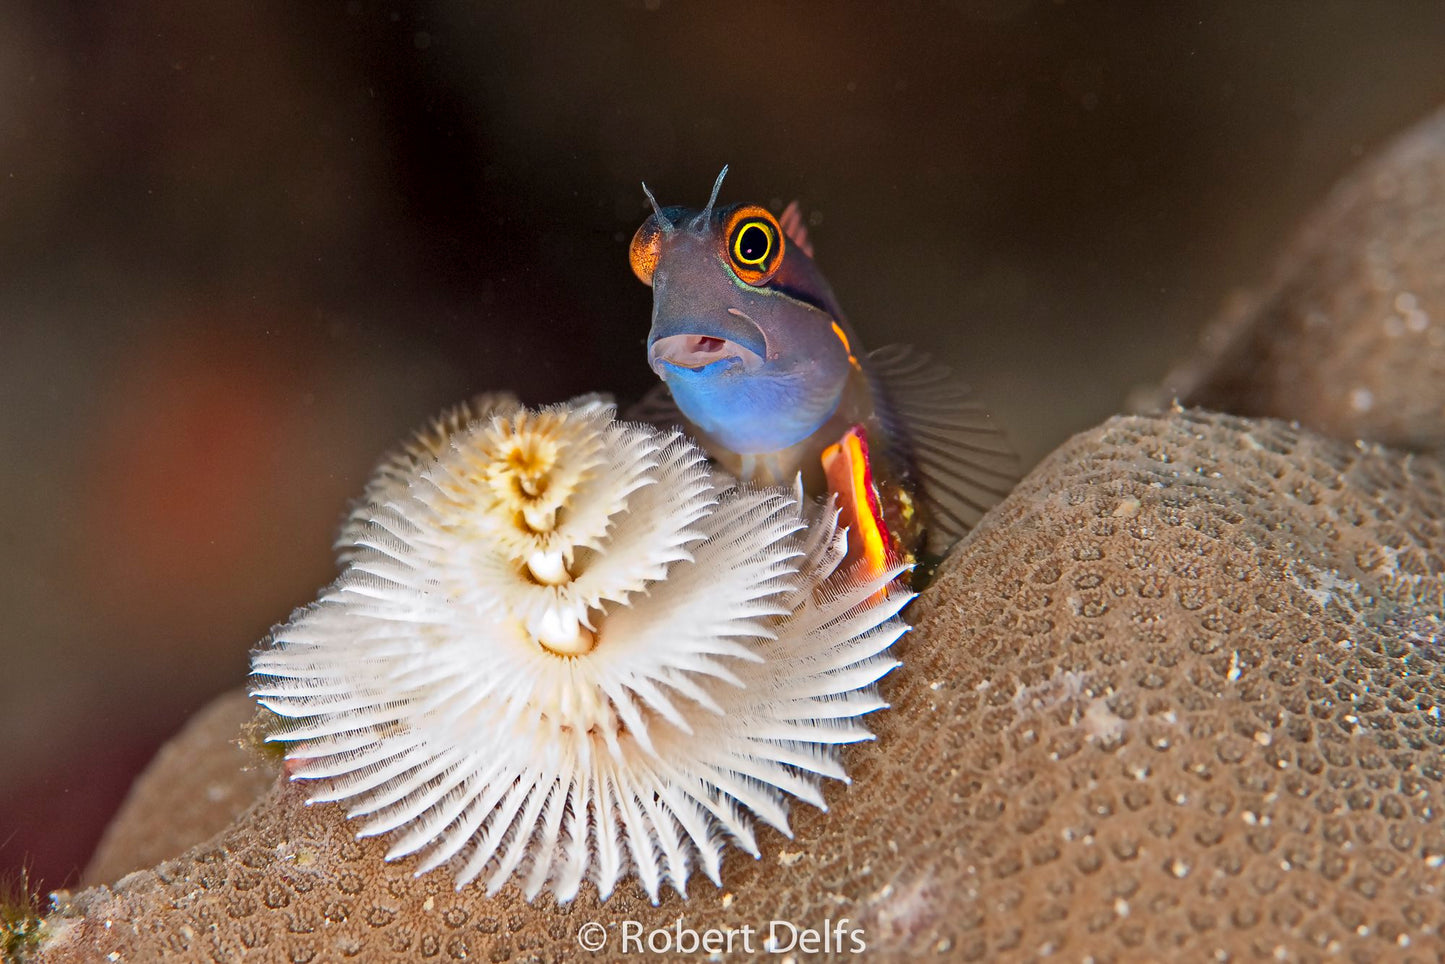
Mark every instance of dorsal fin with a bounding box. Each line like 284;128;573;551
779;201;815;258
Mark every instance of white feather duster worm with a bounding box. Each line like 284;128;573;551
251;396;912;904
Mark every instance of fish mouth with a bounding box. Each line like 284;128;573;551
649;334;764;374
647;310;766;376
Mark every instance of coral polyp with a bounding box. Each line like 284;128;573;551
251;397;911;903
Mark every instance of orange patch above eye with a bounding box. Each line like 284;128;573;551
629;216;665;286
722;205;784;286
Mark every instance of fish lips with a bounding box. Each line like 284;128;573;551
647;312;767;379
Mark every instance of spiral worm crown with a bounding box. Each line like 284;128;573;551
252;396;910;903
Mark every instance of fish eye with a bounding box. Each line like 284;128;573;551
723;206;784;285
733;222;773;266
629;215;664;286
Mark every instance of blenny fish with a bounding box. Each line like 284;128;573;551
628;167;1018;579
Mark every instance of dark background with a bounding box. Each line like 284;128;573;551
4;0;1445;895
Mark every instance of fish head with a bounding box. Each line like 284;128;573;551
630;171;855;455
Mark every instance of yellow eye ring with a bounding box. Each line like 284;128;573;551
723;206;784;285
732;220;774;266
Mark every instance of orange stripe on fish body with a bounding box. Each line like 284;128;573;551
830;321;861;371
821;425;891;581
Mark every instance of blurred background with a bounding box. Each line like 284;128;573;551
4;0;1445;895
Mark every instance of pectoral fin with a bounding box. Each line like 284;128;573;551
866;345;1020;555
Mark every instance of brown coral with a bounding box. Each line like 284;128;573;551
81;691;279;889
1150;105;1445;451
34;409;1445;962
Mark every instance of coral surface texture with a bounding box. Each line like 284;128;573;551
34;410;1445;962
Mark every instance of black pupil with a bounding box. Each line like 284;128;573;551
738;224;770;262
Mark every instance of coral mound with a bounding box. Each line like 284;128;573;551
82;691;277;887
912;409;1445;959
1152;105;1445;451
36;409;1445;961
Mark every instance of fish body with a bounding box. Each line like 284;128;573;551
630;168;1017;574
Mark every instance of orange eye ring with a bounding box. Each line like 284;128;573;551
722;206;784;285
629;216;665;286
